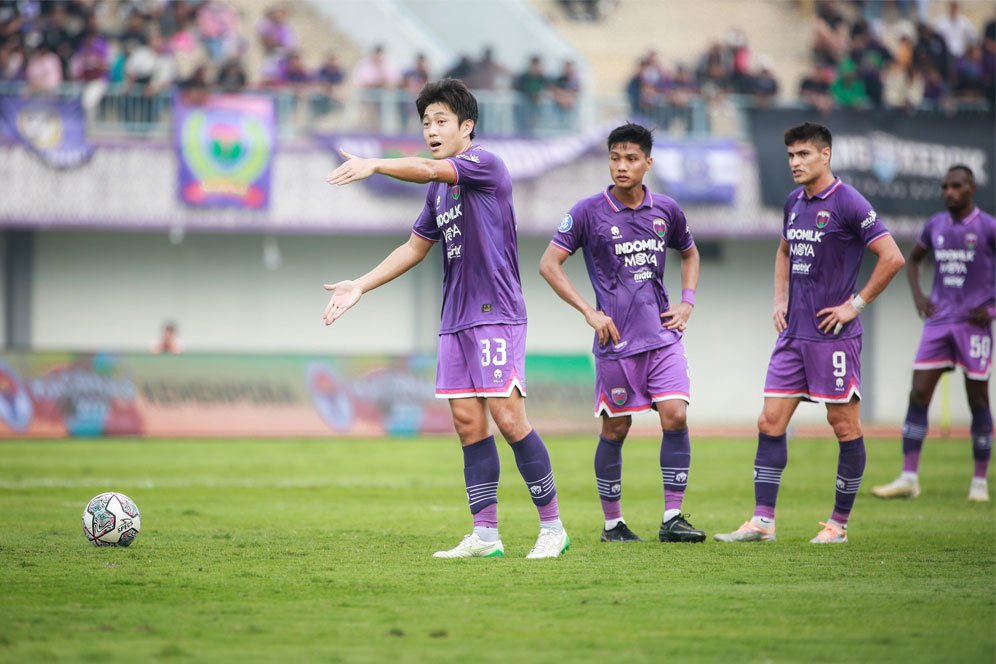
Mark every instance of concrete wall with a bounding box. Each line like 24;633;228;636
27;230;988;426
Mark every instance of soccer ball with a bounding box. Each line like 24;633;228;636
82;492;141;547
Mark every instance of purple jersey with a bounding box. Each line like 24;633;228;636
917;207;996;325
782;177;891;341
411;145;527;334
551;185;695;359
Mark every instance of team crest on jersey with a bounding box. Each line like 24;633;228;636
936;235;945;247
611;387;627;406
966;233;977;250
611;226;621;238
451;186;460;200
652;218;667;238
558;213;573;233
816;210;831;229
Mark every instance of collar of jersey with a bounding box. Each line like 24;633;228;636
796;176;843;201
603;185;653;212
948;207;980;225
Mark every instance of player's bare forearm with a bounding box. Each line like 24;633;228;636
857;235;905;305
905;244;932;315
540;245;596;318
326;150;456;186
323;234;433;326
356;234;434;292
679;244;700;292
540;245;619;345
772;240;790;332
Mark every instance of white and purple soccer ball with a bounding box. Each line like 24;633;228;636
82;492;141;547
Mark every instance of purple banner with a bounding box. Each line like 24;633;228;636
0;94;93;169
651;140;738;205
174;94;275;209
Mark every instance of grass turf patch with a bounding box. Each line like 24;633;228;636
0;436;992;662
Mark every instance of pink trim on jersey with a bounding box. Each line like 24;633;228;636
950;207;981;225
763;388;812;399
807;381;861;403
866;231;891;247
549;240;572;254
914;358;992;380
443;158;460;184
602;190;620;212
796;177;843;200
412;229;439;243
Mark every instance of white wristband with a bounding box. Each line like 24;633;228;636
851;294;867;312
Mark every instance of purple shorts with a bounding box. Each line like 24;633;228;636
435;323;527;399
914;322;993;381
594;342;690;418
764;335;862;403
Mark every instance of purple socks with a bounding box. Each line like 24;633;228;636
831;437;866;526
463;436;499;529
902;402;928;474
511;429;560;524
660;428;691;514
753;433;787;519
971;408;993;480
595;436;623;520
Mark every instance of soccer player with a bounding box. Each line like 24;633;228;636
322;79;570;559
714;122;905;544
539;122;706;544
873;166;994;502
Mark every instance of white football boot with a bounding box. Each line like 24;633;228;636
432;533;504;559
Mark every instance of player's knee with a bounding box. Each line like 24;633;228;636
967;394;990;414
908;387;931;408
601;417;630;442
757;411;784;436
826;412;860;441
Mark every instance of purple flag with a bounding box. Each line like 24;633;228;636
0;94;94;169
174;94;275;209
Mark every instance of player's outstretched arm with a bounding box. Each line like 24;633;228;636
323;233;434;326
539;244;620;346
326;150;457;186
905;243;935;319
817;234;906;334
773;239;790;332
661;244;700;331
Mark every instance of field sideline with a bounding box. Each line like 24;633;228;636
0;436;993;662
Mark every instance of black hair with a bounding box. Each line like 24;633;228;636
784;122;832;149
607;122;654;157
947;164;975;183
416;78;479;139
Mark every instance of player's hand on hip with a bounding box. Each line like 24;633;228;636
585;310;620;346
817;300;859;335
325;150;375;185
773;303;788;333
323;280;363;325
967;306;993;326
660;303;692;331
914;296;936;320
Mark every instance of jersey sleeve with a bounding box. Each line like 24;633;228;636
445;148;500;190
846;190;890;245
666;204;694;251
550;202;586;254
411;190;440;242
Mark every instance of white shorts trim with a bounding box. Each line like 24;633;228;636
435;377;526;400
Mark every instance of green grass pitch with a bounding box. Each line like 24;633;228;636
0;436;992;662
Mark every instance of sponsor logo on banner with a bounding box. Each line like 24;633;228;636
0;95;94;169
307;363;354;431
611;387;627;406
0;363;33;432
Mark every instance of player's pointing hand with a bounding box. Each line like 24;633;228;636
326;149;377;186
323;280;363;325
